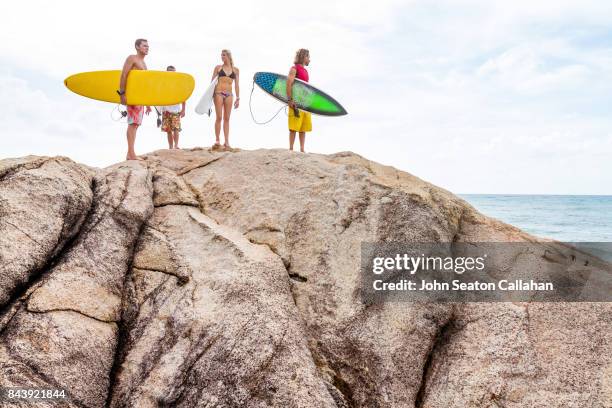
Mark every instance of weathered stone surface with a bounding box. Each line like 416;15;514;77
178;148;611;407
142;148;226;175
151;166;199;208
418;302;612;408
111;205;335;407
0;148;609;408
0;156;93;307
175;149;462;406
132;225;182;278
0;161;153;408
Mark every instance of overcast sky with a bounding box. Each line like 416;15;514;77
1;0;611;194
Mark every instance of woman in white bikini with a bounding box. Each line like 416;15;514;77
211;49;240;150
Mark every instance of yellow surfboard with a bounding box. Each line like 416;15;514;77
64;70;195;105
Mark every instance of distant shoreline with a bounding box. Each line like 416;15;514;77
461;193;612;197
460;194;612;243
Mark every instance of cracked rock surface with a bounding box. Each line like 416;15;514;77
0;156;94;307
0;148;610;408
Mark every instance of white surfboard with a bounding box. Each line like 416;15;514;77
195;78;218;116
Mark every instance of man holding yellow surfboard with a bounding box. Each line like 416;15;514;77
118;39;152;160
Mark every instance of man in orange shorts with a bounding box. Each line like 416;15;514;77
118;38;151;160
287;48;312;152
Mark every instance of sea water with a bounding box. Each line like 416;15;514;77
461;194;612;262
460;195;612;242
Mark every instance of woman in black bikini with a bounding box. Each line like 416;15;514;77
211;49;240;150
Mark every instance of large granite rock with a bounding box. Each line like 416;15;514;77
0;148;609;408
0;156;93;308
0;161;153;407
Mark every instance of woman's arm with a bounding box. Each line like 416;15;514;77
211;65;220;82
234;68;240;108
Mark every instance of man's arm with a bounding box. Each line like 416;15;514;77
180;101;186;117
119;56;133;105
286;67;296;108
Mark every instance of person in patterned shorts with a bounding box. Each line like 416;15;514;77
159;65;186;149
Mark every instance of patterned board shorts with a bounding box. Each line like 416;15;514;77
127;105;144;126
162;112;181;132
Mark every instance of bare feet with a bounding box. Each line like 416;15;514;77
126;155;143;161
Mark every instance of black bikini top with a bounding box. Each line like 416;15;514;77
218;68;236;79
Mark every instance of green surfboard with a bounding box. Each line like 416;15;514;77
253;72;347;116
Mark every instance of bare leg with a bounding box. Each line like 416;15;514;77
166;131;173;149
223;96;233;148
126;124;139;160
173;130;180;149
213;94;223;146
289;131;296;150
299;132;306;152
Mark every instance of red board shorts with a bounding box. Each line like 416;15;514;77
127;105;144;126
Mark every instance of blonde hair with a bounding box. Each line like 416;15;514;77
222;49;234;68
294;48;309;65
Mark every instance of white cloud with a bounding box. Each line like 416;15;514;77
476;44;591;94
0;0;611;194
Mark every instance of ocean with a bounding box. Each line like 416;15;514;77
460;195;612;242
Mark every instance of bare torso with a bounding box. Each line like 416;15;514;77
120;54;147;100
129;55;147;70
214;64;235;93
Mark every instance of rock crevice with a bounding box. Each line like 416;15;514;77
0;148;609;408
